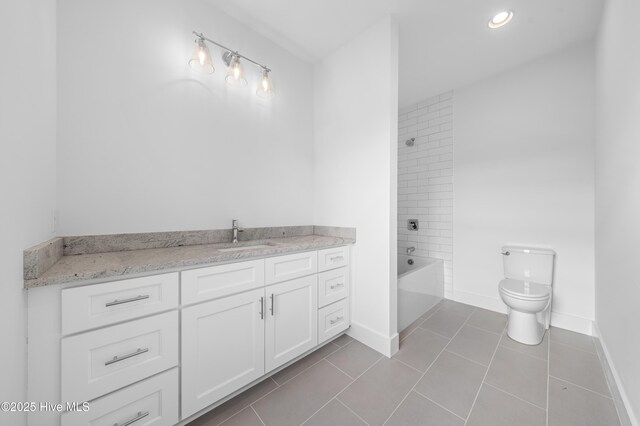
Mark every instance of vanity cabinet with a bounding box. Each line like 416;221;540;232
181;288;266;419
28;245;350;426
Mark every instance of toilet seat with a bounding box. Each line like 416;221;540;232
499;279;550;301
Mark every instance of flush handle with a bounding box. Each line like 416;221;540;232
501;251;510;256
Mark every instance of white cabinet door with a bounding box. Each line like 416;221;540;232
181;288;265;419
265;276;318;372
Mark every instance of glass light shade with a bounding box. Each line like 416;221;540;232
189;39;214;74
488;10;514;28
225;55;248;87
256;69;275;98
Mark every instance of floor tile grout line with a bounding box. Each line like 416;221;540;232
550;339;598;356
483;382;547;411
271;342;342;387
412;389;467;421
212;378;281;426
498;337;549;362
442;348;492;369
299;356;384;426
464;323;503;425
417;324;458;340
464;322;505;336
392;356;426;374
335;397;372;426
251;405;266;426
499;343;550;364
549;375;614;400
382;314;470;425
399;321;424;343
324;358;357;380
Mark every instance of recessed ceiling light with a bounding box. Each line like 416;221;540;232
488;10;514;29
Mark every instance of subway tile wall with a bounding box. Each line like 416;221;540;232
398;91;454;297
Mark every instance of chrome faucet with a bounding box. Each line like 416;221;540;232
232;219;244;243
406;246;416;255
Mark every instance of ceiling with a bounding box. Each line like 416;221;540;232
208;0;604;107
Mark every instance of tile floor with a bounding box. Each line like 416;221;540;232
188;300;621;426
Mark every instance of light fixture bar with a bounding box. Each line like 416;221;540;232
192;31;270;72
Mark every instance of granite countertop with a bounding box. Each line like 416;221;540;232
24;234;354;288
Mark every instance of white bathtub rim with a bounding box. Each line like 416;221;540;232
398;255;443;279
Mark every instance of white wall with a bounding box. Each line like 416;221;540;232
595;0;640;422
0;0;57;424
398;92;454;297
57;0;314;235
453;43;596;334
314;17;399;356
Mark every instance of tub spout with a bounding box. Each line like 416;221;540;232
406;247;415;255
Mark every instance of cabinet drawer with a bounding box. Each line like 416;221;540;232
318;299;350;344
317;246;349;272
61;368;178;426
265;251;317;284
61;273;179;335
181;259;265;305
318;267;349;308
62;311;178;402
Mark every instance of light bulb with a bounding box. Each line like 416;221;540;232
225;54;247;87
488;10;514;28
189;38;214;74
256;69;274;98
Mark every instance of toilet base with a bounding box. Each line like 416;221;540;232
506;310;545;345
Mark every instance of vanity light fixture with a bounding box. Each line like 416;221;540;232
256;69;274;98
488;10;514;29
223;52;248;87
189;31;273;97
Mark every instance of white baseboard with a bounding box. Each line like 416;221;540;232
347;321;398;357
592;323;637;426
452;289;593;335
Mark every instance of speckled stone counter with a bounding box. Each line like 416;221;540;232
24;234;354;288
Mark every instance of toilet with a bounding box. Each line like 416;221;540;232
498;246;555;345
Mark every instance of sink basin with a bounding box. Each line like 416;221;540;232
218;244;274;252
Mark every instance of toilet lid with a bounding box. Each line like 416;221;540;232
499;279;550;300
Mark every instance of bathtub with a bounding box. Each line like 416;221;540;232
398;255;444;332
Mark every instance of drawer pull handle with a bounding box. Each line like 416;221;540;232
105;295;150;307
330;316;344;325
259;297;264;320
115;410;149;426
105;348;149;366
330;283;344;290
330;256;344;262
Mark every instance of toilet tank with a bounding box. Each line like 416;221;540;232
502;246;556;285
